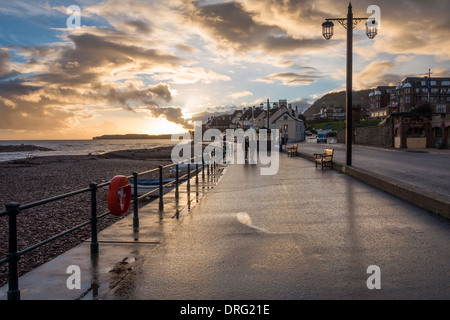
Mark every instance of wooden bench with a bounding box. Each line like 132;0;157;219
287;144;298;157
314;148;334;170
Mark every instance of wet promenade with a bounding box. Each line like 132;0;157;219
1;153;450;300
100;154;450;300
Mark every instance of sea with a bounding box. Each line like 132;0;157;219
0;139;185;162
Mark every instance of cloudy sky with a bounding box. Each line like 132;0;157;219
0;0;449;140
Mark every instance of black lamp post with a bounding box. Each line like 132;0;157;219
322;2;378;166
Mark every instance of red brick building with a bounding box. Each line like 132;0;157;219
369;86;397;119
368;76;450;149
369;77;450;120
397;77;450;114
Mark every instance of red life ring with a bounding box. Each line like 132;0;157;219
107;175;132;217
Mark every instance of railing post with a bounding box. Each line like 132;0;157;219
132;172;139;230
195;157;199;202
207;156;210;179
175;164;179;201
202;155;205;181
187;162;191;210
196;158;199;186
159;165;164;211
89;183;99;256
187;163;191;194
6;202;20;301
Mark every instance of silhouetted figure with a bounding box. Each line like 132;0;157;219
244;137;249;161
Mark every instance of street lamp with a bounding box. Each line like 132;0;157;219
322;2;378;166
322;21;334;40
366;18;378;39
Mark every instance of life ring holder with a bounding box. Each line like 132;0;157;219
107;175;132;217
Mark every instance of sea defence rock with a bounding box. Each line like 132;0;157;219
0;145;53;153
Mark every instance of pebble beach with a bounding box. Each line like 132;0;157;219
0;146;175;287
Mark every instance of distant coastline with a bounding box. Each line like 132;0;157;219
92;134;175;140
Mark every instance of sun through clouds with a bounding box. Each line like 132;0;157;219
0;0;449;139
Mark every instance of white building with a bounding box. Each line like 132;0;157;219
271;111;306;143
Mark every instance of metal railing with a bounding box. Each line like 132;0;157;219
0;153;219;300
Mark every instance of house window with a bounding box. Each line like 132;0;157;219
442;81;450;86
420;128;425;137
405;88;410;94
436;105;446;113
421;81;427;86
405;96;410;103
407;128;425;137
406;129;412;137
431;81;436;86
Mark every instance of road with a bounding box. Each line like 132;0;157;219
295;136;450;200
100;154;450;300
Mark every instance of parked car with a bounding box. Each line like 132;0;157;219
317;132;327;143
305;131;312;136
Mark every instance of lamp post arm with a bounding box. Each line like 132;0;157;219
325;18;369;30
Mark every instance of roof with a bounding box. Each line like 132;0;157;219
210;114;233;127
253;108;264;118
404;76;450;82
240;107;265;120
241;108;253;119
270;106;281;115
271;111;303;124
231;109;242;118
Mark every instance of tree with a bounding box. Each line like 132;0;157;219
409;103;433;117
297;114;307;126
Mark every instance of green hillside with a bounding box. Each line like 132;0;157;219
303;89;372;117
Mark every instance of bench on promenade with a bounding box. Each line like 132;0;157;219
314;148;334;170
287;144;298;157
